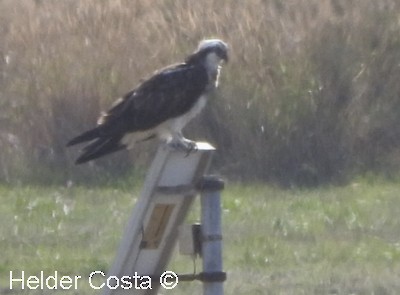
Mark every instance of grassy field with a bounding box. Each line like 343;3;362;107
2;178;400;294
2;1;400;293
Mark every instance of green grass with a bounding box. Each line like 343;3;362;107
220;182;400;294
1;180;400;294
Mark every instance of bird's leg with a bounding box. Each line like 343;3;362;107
165;133;198;155
181;138;198;156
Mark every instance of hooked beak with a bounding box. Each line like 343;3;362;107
221;50;229;63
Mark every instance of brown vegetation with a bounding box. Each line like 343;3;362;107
1;0;400;185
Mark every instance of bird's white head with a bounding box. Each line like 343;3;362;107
184;39;228;88
198;39;229;70
186;39;229;68
197;39;229;62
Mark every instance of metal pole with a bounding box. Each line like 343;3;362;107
198;176;226;295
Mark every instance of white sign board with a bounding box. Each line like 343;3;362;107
102;143;215;295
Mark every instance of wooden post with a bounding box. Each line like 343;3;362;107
198;176;226;295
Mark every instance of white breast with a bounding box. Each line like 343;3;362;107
123;95;208;146
154;95;208;140
172;95;208;131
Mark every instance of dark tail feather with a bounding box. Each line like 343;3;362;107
67;127;102;147
75;136;125;164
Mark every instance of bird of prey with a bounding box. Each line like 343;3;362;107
67;39;228;164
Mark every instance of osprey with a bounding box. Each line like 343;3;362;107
67;39;228;164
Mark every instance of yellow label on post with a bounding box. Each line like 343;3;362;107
141;204;175;249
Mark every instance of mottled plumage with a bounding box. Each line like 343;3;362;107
67;39;228;164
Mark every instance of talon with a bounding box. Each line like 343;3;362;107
165;138;197;156
184;141;198;157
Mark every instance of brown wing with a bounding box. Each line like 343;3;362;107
98;63;209;133
67;63;208;147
